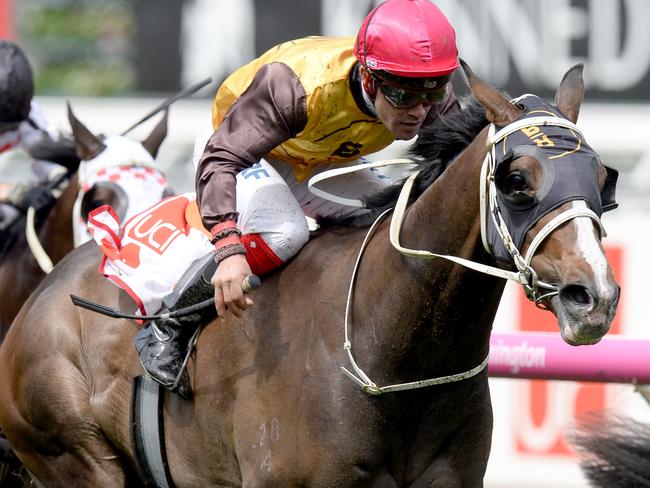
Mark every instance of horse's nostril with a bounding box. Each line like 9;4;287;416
560;284;593;308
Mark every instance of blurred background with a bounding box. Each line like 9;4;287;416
2;1;649;486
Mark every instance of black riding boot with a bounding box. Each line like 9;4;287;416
134;252;218;399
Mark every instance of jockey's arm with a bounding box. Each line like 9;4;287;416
195;62;308;317
196;62;308;235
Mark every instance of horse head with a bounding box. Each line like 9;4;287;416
0;105;174;334
463;61;620;345
67;103;174;246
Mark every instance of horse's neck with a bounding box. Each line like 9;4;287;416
353;129;504;378
41;177;78;262
406;133;488;259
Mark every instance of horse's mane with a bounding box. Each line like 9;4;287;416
318;95;487;228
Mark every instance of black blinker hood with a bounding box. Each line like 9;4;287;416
485;95;618;267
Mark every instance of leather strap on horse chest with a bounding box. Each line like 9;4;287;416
340;206;490;395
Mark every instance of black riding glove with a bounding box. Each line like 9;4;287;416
19;185;55;212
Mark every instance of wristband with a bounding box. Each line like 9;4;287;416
210;220;240;243
213;234;242;249
214;243;247;265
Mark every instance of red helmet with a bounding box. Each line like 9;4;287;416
354;0;460;79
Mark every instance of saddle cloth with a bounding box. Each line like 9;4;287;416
88;192;212;316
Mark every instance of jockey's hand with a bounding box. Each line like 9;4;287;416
211;253;254;319
20;184;55;212
0;183;11;201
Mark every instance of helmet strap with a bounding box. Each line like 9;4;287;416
360;85;377;116
351;64;377;117
358;66;378;116
360;66;377;100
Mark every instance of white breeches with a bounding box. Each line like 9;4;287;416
236;158;390;261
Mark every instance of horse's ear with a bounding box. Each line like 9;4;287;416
67;102;106;161
461;59;522;125
554;64;584;123
141;109;168;158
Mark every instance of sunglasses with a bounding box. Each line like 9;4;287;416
376;81;447;108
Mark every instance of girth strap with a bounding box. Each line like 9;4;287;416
131;375;175;488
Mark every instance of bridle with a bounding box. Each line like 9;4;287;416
308;104;612;395
25;137;166;273
478;113;605;306
71;136;165;247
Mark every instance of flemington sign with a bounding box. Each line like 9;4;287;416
489;331;650;383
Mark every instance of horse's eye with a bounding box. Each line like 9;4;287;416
496;170;536;208
505;172;528;192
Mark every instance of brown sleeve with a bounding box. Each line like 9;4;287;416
196;62;308;233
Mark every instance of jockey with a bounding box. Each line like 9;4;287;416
0;40;77;241
136;0;462;394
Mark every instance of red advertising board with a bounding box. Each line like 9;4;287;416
514;246;623;457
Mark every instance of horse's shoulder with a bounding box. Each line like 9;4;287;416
308;226;361;239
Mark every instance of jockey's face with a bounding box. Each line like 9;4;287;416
374;89;432;140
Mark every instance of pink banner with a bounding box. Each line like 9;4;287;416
489;331;650;383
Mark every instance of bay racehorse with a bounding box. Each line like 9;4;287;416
0;106;170;339
0;62;619;487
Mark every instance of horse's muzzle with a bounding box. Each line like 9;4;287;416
551;282;620;345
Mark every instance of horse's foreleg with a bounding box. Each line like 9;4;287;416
0;357;130;487
12;443;127;488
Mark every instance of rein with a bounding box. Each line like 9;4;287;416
339;206;490;395
309;115;607;395
338;188;491;395
24;171;71;273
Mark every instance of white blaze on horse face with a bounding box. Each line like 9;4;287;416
572;200;610;296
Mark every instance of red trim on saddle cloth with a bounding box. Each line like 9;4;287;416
0;140;19;153
87;205;121;250
240;233;285;276
104;273;147;325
